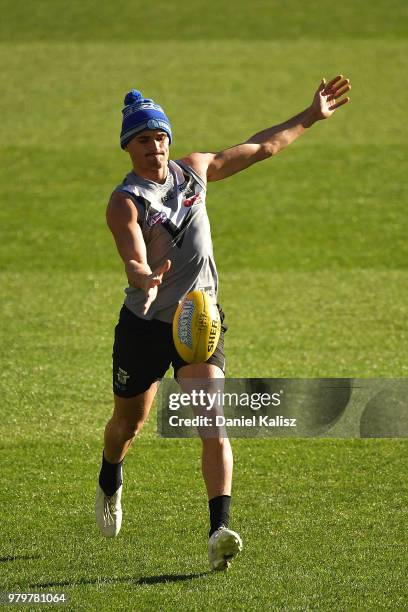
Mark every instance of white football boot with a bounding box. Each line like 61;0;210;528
208;526;243;571
95;484;122;538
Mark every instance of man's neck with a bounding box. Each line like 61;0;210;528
132;164;168;184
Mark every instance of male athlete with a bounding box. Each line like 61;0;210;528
95;76;351;571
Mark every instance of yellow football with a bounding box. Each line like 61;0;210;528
173;290;221;364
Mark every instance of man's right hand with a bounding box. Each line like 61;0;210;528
126;259;171;314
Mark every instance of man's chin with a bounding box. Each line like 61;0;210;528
148;157;166;169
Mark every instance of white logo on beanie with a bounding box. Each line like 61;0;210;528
122;101;163;118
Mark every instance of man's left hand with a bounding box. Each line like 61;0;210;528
312;75;351;120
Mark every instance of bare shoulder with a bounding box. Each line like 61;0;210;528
178;152;216;184
106;190;138;231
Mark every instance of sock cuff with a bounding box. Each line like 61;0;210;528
209;494;231;504
102;451;124;466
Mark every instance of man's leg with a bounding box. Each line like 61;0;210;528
177;363;231;496
96;383;158;537
177;363;242;570
104;384;159;463
97;304;174;536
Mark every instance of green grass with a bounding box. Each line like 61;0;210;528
1;0;408;610
0;0;406;41
1;433;407;610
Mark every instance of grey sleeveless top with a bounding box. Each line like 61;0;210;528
114;160;218;323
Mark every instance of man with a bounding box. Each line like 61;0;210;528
95;76;351;571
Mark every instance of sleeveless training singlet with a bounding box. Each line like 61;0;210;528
114;160;218;323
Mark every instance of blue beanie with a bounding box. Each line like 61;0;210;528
120;89;172;149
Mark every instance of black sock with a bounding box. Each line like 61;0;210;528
99;452;123;497
209;495;231;537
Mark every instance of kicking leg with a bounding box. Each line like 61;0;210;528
177;363;242;570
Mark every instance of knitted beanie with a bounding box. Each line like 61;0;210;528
120;89;172;149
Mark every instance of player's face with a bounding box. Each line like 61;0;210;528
126;130;170;171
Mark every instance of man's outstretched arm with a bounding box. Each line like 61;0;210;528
181;75;351;183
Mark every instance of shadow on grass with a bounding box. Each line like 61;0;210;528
30;572;209;589
0;555;41;562
137;573;209;585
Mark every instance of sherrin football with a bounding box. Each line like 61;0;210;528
173;290;221;364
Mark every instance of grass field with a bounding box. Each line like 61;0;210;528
1;1;407;610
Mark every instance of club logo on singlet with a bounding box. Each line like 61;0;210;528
183;193;201;208
147;210;168;227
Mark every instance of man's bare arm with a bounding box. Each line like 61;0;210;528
181;75;351;183
106;192;170;314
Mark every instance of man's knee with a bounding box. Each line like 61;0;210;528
202;436;231;450
117;416;144;439
111;385;157;438
108;391;153;441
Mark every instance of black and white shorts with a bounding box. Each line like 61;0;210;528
112;305;227;398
